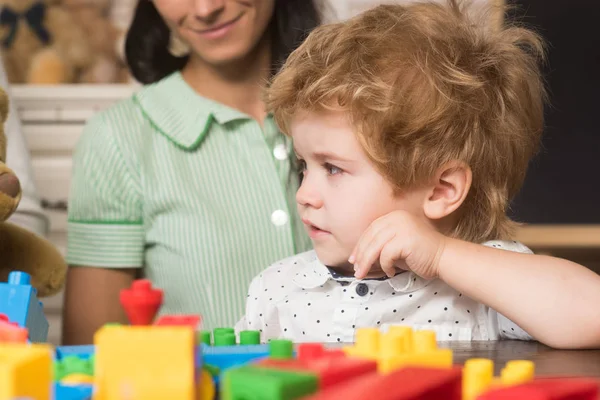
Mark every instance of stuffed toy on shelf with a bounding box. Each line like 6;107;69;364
60;0;130;84
0;85;67;296
0;0;92;84
0;0;129;84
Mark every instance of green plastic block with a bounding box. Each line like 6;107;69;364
214;327;235;337
239;330;260;345
222;365;318;400
215;332;236;346
54;355;94;380
269;339;293;359
199;330;212;345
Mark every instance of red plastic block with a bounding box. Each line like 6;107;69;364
120;279;163;325
0;314;28;343
154;315;201;329
257;344;377;389
302;366;463;400
477;378;600;400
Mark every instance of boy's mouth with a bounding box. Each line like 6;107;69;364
302;218;331;238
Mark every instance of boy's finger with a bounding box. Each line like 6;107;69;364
350;215;392;265
355;230;395;279
379;241;400;278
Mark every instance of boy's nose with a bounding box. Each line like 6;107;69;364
296;179;323;209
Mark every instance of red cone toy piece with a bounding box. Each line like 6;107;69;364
120;279;163;325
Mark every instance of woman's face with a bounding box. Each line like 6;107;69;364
154;0;276;65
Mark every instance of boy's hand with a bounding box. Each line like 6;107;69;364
349;210;446;280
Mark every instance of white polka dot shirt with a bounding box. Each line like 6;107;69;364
235;240;535;343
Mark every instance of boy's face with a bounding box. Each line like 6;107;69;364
292;111;429;275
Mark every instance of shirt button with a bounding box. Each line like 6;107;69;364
273;144;288;161
271;210;289;226
356;283;369;297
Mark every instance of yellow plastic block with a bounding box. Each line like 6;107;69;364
93;325;196;400
500;360;535;386
198;369;215;400
344;328;380;359
346;326;453;374
462;358;494;400
387;326;414;352
379;348;453;374
61;373;95;385
0;343;53;400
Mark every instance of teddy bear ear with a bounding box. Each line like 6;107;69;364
0;87;8;124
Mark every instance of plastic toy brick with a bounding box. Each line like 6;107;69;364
0;314;28;343
301;366;463;400
200;342;272;373
54;355;94;380
60;373;95;385
119;279;163;325
0;343;53;400
222;364;319;400
53;382;93;400
93;325;196;400
344;326;453;373
0;271;49;342
55;345;95;360
476;378;600;400
463;358;536;399
154;314;201;329
257;343;377;389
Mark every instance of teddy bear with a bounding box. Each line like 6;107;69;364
0;0;92;84
0;86;66;296
59;0;130;83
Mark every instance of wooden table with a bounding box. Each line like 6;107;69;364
440;340;600;378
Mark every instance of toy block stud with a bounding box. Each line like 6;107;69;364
239;330;260;345
8;271;31;286
199;330;212;345
500;360;535;386
269;339;294;360
119;279;163;325
463;358;494;400
215;333;236;346
297;343;326;361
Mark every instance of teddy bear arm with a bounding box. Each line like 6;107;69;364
0;223;67;297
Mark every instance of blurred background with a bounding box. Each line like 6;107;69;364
1;0;598;344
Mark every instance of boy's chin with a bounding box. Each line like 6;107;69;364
314;249;353;270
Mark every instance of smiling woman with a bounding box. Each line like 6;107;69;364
61;0;322;345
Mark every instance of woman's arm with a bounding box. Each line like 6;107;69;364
62;266;137;345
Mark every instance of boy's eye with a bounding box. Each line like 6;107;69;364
325;163;342;175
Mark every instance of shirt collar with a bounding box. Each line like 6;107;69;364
291;256;430;293
133;71;251;150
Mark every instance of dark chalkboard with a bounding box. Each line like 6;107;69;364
508;0;600;224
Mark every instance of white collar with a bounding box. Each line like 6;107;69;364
291;257;430;293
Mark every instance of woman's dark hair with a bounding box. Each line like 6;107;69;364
125;0;321;84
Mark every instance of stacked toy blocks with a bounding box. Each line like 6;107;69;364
218;327;600;400
0;271;48;343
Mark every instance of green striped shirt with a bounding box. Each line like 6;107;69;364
67;72;312;329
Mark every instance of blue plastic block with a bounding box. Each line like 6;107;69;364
55;345;95;360
0;271;48;342
54;382;93;400
200;343;276;372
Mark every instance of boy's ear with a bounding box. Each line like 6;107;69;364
423;161;472;221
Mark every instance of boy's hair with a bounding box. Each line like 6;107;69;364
266;0;546;243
